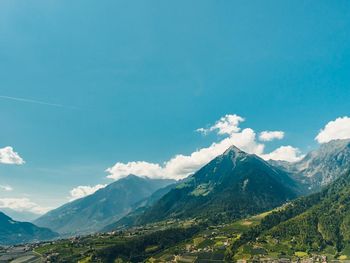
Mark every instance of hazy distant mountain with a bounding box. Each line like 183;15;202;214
0;212;58;245
271;139;350;191
34;175;174;236
0;208;39;222
102;182;178;231
124;146;300;227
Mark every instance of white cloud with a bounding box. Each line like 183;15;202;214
107;114;302;180
261;146;304;162
107;128;265;181
0;146;25;165
0;185;13;191
106;162;163;179
0;198;50;215
69;184;107;201
196;114;244;135
315;116;350;143
259;131;284;141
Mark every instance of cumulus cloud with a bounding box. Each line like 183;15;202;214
315;116;350;143
106;162;163;179
196;114;244;135
261;146;304;162
107;114;301;180
0;146;25;165
107;127;265;181
0;185;13;191
259;131;284;141
0;198;50;215
69;184;107;201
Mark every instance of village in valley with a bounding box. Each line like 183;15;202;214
1;213;347;263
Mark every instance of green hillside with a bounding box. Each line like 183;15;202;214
0;212;58;245
230;170;350;261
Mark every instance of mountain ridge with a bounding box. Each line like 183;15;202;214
34;175;174;236
0;211;58;245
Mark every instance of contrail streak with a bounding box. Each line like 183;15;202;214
0;95;78;109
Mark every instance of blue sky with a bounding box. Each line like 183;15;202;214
1;0;350;214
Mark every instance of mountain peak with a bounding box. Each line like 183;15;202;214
290;138;350;189
319;138;350;151
223;145;247;156
123;174;142;180
132;143;297;226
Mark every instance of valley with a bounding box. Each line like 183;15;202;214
2;3;350;262
2;140;350;262
8;207;350;262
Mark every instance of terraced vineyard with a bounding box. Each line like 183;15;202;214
29;214;268;262
146;212;270;263
32;219;201;262
30;205;350;262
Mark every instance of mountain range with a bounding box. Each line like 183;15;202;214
5;139;350;247
34;175;174;236
272;139;350;190
106;139;350;231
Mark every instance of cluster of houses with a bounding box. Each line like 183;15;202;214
236;255;331;263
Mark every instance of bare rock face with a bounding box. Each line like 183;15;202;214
271;139;350;191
